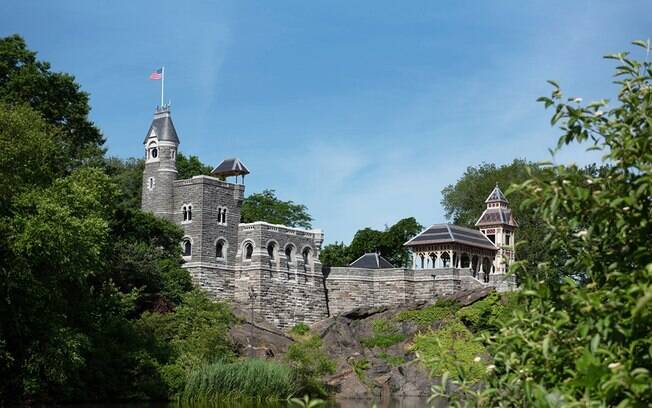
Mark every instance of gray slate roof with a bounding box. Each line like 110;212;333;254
485;184;508;203
475;208;518;227
350;253;395;269
211;158;250;177
143;109;179;144
404;224;497;251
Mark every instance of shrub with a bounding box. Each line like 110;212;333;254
378;352;405;367
396;299;459;327
285;336;336;396
290;322;311;336
433;41;652;406
411;318;487;382
349;358;370;379
455;292;520;333
181;359;298;401
360;319;405;349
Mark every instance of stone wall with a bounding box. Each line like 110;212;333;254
174;175;244;300
235;222;328;329
324;267;496;316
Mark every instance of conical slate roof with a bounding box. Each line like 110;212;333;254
211;158;250;177
143;108;179;144
485;184;508;204
350;253;395;269
404;224;497;251
475;207;518;227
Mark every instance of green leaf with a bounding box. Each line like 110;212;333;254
632;39;649;49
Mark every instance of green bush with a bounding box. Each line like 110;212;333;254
285;336;336;396
395;299;459;327
361;319;405;349
181;359;298;401
349;358;370;379
455;292;520;333
433;41;652;407
378;352;405;367
412;318;487;382
290;322;311;336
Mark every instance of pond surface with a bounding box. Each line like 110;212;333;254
61;397;443;408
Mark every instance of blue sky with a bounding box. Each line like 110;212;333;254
1;1;650;243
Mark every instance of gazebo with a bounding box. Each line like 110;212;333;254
404;223;497;281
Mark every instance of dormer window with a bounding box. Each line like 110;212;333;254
151;147;158;158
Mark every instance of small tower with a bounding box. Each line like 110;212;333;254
141;106;179;221
475;184;518;275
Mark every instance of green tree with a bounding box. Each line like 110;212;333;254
436;41;652;407
320;217;422;267
176;152;213;180
441;160;550;277
319;241;351;267
241;189;313;229
0;35;104;166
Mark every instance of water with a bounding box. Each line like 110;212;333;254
61;397;441;408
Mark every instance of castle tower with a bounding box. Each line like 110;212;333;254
475;184;518;275
141;106;179;221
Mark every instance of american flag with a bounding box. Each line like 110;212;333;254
149;68;163;80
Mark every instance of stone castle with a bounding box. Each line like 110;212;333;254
141;107;517;329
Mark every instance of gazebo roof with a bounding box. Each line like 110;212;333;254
211;157;250;177
349;253;395;269
404;224;497;251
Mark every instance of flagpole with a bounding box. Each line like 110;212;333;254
161;66;165;107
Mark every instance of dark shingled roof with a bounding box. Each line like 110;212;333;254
485;184;508;204
143;109;179;144
211;158;250;177
350;253;395;269
404;224;497;251
475;208;518;227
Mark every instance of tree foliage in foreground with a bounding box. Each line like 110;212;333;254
0;34;105;166
434;41;652;407
319;217;423;267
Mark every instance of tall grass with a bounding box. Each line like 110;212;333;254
181;359;299;402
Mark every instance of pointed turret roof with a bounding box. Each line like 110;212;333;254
143;107;179;144
476;184;518;227
349;253;395;269
485;183;508;204
211;157;250;177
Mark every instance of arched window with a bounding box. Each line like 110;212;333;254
183;206;188;221
216;240;225;259
188;205;192;221
267;242;276;260
441;252;451;268
285;245;294;264
244;242;253;260
302;247;312;267
222;208;227;224
151;147;158;158
183;239;191;257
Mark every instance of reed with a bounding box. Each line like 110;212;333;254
181;359;299;401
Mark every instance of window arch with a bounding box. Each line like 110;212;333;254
243;241;254;261
182;238;192;257
215;238;227;260
217;207;228;225
182;204;193;222
285;244;295;264
267;241;277;260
